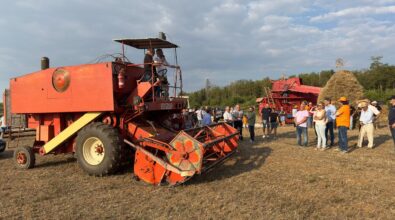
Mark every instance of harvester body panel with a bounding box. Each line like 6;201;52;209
10;62;143;114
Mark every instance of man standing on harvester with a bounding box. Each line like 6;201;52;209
154;49;179;97
142;48;157;82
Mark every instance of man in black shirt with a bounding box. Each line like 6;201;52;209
260;104;272;138
389;96;395;146
269;110;279;139
142;48;157;82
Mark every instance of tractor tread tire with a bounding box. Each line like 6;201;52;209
13;146;35;169
76;122;122;176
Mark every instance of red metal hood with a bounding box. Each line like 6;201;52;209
271;77;321;94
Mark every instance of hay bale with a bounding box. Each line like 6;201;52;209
318;70;364;105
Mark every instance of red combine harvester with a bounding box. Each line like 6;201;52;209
257;77;321;122
4;35;239;186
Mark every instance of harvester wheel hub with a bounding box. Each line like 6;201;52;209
95;145;104;154
16;152;27;165
83;137;105;165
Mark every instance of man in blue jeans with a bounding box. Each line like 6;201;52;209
336;97;351;153
295;103;309;147
324;98;336;146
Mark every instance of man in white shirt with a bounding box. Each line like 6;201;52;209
0;115;6;139
358;101;380;148
223;106;233;124
195;107;206;127
232;104;244;140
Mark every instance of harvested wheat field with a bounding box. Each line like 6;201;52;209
0;126;395;219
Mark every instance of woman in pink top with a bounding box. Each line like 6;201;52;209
312;102;327;150
295;102;309;147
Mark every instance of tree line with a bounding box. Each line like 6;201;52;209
188;56;395;108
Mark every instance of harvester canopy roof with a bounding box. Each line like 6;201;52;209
113;38;178;49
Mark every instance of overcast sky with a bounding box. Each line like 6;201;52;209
1;0;395;92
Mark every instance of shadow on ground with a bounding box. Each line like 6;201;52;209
191;141;272;184
34;156;76;168
0;150;13;160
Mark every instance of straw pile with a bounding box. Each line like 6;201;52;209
318;70;364;105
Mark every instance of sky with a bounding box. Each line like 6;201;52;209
1;0;395;92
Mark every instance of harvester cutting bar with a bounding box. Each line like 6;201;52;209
124;139;194;177
202;132;239;149
130;122;239;185
201;150;236;173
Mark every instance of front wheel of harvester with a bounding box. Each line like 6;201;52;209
13;146;35;169
76;122;122;176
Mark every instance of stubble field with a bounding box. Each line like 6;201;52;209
0;125;394;219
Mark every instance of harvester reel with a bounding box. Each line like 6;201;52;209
167;133;203;172
76;122;122;176
13;146;35;169
165;132;204;185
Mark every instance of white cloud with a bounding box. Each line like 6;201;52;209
246;0;309;21
0;1;395;92
311;5;395;22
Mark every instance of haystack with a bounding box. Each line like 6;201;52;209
318;70;364;105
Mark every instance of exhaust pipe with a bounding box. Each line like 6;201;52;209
41;57;49;70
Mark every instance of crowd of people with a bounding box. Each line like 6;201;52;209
188;95;395;152
291;96;389;153
286;95;395;153
188;104;282;143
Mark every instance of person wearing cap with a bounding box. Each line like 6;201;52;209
336;97;351;153
371;101;382;129
324;98;336;147
357;100;380;148
389;95;395;146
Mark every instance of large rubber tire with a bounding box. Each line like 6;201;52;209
13;146;35;169
76;122;122;176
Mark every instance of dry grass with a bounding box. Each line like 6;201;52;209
318;70;364;105
0;127;394;219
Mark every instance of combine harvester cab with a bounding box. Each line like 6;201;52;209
6;34;239;186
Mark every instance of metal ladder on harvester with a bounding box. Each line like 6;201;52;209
263;87;276;109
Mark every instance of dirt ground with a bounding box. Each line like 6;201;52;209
0;125;394;219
